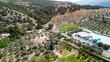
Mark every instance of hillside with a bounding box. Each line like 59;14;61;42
0;0;110;62
51;8;110;35
51;8;110;25
0;0;52;2
0;3;37;33
0;0;75;5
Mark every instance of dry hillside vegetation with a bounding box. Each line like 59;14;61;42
14;2;31;7
51;8;110;26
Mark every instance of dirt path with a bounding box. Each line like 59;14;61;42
53;49;62;58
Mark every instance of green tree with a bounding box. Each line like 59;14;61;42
0;37;11;48
45;52;53;62
48;23;53;30
0;49;2;59
103;44;110;50
9;25;25;39
27;25;33;30
97;42;103;47
36;23;43;29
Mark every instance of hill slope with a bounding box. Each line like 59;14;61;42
51;8;110;25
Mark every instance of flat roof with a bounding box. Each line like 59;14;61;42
72;31;110;45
